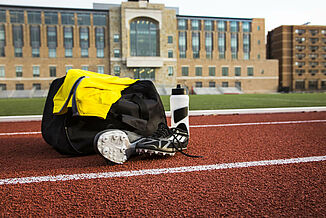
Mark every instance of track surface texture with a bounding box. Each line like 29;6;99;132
0;112;326;216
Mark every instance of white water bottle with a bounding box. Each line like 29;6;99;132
170;84;189;135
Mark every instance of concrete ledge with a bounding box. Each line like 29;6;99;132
1;107;326;122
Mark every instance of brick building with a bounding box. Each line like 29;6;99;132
267;25;326;92
0;0;278;93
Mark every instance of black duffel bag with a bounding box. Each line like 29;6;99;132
41;76;167;155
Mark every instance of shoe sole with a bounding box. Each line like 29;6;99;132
95;130;131;164
136;147;176;156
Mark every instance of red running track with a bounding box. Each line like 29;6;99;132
0;112;326;216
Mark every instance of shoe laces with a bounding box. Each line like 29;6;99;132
153;123;202;158
151;122;172;139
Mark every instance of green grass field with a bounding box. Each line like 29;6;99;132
0;93;325;116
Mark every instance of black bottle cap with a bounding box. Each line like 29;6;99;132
172;84;185;95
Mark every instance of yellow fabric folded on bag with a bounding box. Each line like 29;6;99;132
53;69;137;119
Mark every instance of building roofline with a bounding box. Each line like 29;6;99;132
270;24;326;32
177;14;252;21
0;4;108;12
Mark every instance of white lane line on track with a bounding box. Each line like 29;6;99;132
1;155;326;186
0;131;41;136
1;119;326;136
191;119;326;128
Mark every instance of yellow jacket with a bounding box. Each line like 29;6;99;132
53;69;137;119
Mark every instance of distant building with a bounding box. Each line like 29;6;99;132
0;0;278;93
267;25;326;92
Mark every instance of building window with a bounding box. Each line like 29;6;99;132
0;84;6;91
47;26;57;57
218;33;225;59
130;18;159;56
134;68;155;80
168;50;173;58
66;66;73;73
296;53;306;60
230;21;239;32
222;82;228;87
321;81;326;90
195;82;202;88
95;27;105;58
168;36;173;44
209;81;216;87
0;66;4;77
308;80;318;90
242;22;251;32
0;10;6;23
27;11;41;24
114;49;120;58
231;33;238;59
182;66;189;76
204;20;214;31
0;24;6;57
49;66;56;77
295;29;305;35
98;66;104;74
61;13;75;25
64;27;73;57
309;46;319;52
16;66;23;77
209;66;216;76
44;12;58;25
308;54;318;60
191;20;201;31
33;66;40;77
247;67;254;76
10;10;24;24
81;48;88;57
309;30;318;36
243;33;250;60
217;20;226;32
33;83;41;90
177;19;187;30
235;67;241;76
205;32;213;59
48;48;56;58
168;66;173;76
222;67;229;76
296;69;305;76
16;83;24;90
81;66;88;71
179;31;187;58
114;65;120;76
93;14;107;26
114;34;120;42
195;66;202;76
295;81;305;90
235;81;241;89
77;13;90;25
96;49;104;58
30;26;40;57
295;37;305;43
65;48;73;58
13;25;23;57
192;32;200;58
80;27;89;57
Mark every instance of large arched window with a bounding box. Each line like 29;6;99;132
130;18;159;56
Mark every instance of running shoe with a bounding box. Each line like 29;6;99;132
94;129;144;164
135;123;189;156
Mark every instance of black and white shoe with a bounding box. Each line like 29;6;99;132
136;123;189;156
94;129;144;164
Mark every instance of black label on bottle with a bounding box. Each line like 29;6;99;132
173;107;188;123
